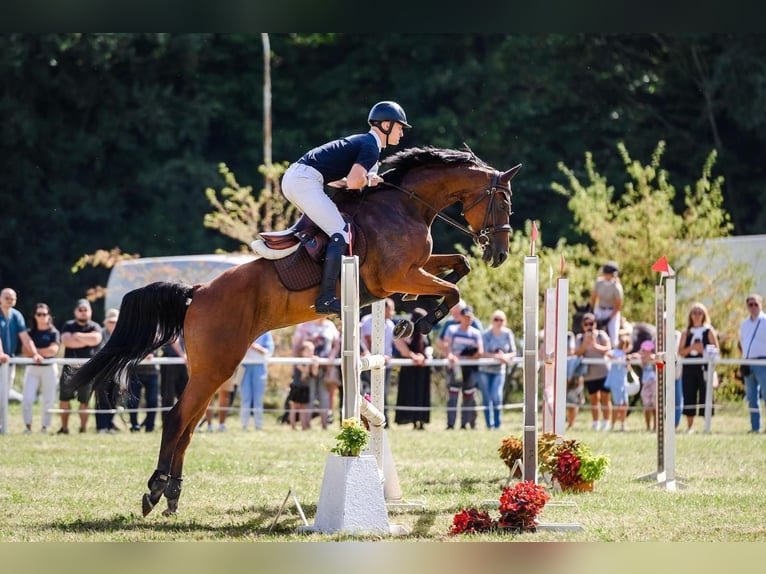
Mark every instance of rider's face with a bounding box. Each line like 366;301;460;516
384;122;405;146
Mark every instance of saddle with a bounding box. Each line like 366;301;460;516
256;213;368;292
258;213;329;264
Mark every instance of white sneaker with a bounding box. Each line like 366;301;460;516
218;424;227;432
601;421;612;431
591;421;599;430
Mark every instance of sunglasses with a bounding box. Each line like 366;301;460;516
583;321;595;327
747;301;760;307
492;317;504;322
35;312;49;316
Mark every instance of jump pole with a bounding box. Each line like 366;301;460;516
542;274;569;436
638;271;684;490
309;255;403;534
522;254;539;483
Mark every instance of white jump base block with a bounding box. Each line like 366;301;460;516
309;454;392;534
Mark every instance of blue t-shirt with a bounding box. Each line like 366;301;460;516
299;132;380;182
0;308;26;356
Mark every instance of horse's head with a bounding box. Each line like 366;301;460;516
460;163;521;268
380;147;521;268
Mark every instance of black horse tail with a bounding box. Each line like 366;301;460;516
70;281;193;396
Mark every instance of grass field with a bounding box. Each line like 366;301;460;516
1;396;765;544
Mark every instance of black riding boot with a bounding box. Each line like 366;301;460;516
315;233;347;315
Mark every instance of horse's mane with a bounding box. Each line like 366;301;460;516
380;145;490;186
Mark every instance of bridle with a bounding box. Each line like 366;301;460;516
383;170;513;250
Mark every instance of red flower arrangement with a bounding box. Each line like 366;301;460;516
553;448;582;491
449;481;550;535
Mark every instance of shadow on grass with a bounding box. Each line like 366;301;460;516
47;503;309;538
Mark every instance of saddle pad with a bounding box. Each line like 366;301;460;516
274;226;368;292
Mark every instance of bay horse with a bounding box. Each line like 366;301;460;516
70;146;521;517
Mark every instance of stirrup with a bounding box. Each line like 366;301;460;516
315;296;341;315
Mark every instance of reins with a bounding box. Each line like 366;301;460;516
380;171;512;248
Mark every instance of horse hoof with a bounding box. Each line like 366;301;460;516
162;507;177;517
393;319;414;339
142;493;157;517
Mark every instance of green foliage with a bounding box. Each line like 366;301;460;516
329;417;369;457
3;33;766;324
203;162;297;249
463;141;752;353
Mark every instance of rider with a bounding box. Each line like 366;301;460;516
281;101;412;315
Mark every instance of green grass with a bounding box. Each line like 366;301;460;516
1;400;765;542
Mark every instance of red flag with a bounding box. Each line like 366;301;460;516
531;221;539;243
651;256;669;273
651;255;675;277
560;253;566;275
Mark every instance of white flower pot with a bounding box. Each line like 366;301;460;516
312;454;390;534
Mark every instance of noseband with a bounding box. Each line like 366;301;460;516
460;171;513;248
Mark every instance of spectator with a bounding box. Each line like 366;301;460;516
565;331;585;429
393;307;433;430
478;309;516;430
291;317;339;430
240;331;275;431
1;287;44;407
590;261;624;346
605;333;632;431
360;298;395;425
127;352;160;433
436;299;483;357
739;294;766;433
94;308;120;434
21;303;60;434
57;299;103;434
638;340;658;431
574;311;612;431
678;302;719;434
289;340;318;430
159;335;188;423
444;305;484;430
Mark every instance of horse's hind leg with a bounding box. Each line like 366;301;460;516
162;476;184;517
161;410;204;516
142;469;170;517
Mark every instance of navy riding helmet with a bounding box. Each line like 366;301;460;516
368;101;412;133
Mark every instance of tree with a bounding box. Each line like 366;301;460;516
460;141;751;356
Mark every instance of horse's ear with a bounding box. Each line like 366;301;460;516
501;164;522;182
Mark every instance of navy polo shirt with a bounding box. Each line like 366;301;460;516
298;132;380;182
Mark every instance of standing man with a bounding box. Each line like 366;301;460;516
57;299;102;434
1;288;44;408
444;306;484;430
739;294;766;433
590;261;624;347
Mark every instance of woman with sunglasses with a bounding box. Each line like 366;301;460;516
574;312;613;430
21;303;60;434
678;302;719;434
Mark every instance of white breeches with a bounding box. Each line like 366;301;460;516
282;163;349;242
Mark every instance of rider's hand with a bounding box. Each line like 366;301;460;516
368;174;384;187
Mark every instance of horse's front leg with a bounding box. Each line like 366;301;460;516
385;266;462;338
393;254;470;338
